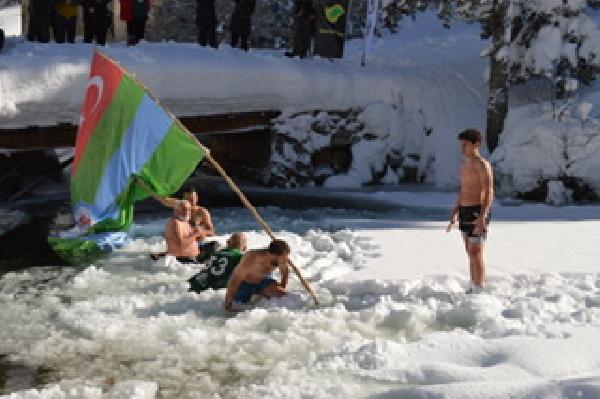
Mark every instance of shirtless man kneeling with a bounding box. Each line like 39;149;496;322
224;239;290;310
447;129;494;294
165;200;206;263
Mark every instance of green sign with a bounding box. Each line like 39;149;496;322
325;4;345;24
315;0;348;58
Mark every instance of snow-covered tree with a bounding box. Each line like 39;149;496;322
380;0;430;31
477;0;510;152
451;0;600;150
507;0;600;99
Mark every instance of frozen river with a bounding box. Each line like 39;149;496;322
1;191;600;398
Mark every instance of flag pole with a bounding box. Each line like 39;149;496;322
94;51;320;305
201;152;320;305
363;0;380;68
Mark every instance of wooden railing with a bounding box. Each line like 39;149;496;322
0;111;280;150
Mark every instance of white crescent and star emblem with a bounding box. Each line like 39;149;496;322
87;75;105;114
79;75;105;126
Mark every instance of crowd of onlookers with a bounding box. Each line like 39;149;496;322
26;0;148;46
18;0;318;56
196;0;256;51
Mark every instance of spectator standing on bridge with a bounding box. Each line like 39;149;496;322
27;0;52;43
291;0;316;58
230;0;255;51
52;0;78;43
196;0;218;48
82;0;112;45
119;0;150;45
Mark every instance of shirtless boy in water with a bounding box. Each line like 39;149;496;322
136;179;215;237
136;178;216;261
165;200;206;262
224;239;290;310
447;129;494;294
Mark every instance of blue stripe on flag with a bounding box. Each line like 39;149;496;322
92;94;173;221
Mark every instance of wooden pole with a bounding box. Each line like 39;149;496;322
94;51;320;305
203;152;320;305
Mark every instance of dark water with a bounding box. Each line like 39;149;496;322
0;201;67;272
0;182;448;274
0;356;53;395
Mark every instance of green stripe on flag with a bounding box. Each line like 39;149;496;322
87;122;204;234
48;236;104;266
136;122;205;197
72;75;146;204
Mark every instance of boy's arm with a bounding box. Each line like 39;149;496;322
224;273;243;310
224;254;250;309
175;221;204;246
224;271;245;310
479;161;494;219
474;160;494;234
447;192;461;232
279;261;289;288
196;207;216;236
136;177;178;208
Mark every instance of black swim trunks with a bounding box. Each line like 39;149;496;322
459;205;490;242
175;241;221;264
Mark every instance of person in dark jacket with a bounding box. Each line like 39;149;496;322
291;0;315;58
119;0;150;45
27;0;53;43
52;0;78;43
82;0;112;45
196;0;217;48
0;29;4;52
230;0;255;51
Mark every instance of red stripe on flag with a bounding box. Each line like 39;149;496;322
72;51;125;176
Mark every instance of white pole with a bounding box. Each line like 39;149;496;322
362;0;379;67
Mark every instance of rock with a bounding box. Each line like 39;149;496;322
331;127;356;146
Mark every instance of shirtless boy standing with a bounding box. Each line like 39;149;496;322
224;239;290;310
447;129;494;294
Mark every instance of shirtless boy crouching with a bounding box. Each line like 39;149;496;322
224;239;290;310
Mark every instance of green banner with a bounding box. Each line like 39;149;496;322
314;0;348;58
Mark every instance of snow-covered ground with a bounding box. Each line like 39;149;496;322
0;4;19;37
1;197;600;399
0;12;486;129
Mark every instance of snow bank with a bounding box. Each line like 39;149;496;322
324;173;363;189
0;38;453;128
492;91;600;197
0;12;486;190
0;4;20;37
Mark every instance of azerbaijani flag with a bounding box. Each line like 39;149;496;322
50;50;204;263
